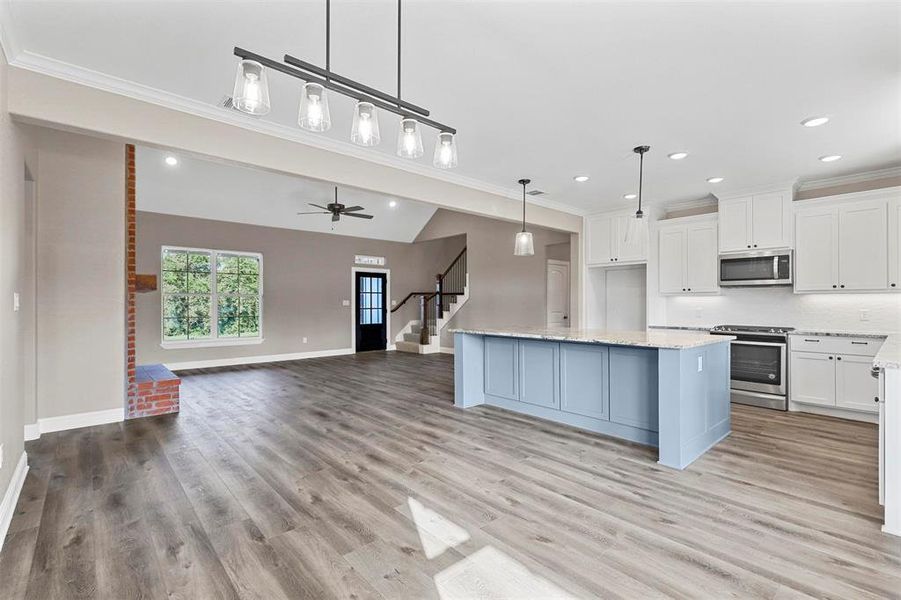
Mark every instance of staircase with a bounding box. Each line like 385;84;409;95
392;247;468;354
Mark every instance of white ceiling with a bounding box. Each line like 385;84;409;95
5;1;901;213
136;145;438;242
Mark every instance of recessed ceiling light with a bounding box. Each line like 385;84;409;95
706;177;724;183
573;175;590;182
388;199;398;208
623;193;637;200
165;156;178;166
818;154;842;162
801;116;829;127
668;152;688;160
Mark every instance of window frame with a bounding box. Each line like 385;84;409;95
160;245;264;349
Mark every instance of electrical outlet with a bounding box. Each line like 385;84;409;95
697;356;703;372
13;292;20;312
302;337;308;344
859;309;870;321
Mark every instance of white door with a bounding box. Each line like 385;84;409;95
658;227;686;294
614;215;647;262
718;197;752;252
751;192;790;250
835;354;879;413
685;222;719;293
546;260;570;327
838;200;888;290
790;352;836;407
795;207;838;292
889;198;901;290
586;215;613;265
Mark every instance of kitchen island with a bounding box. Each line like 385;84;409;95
451;326;734;470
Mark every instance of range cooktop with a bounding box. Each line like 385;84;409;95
711;325;796;335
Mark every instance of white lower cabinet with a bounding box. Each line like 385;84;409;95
789;334;881;414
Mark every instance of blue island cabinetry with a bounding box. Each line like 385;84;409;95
454;328;733;469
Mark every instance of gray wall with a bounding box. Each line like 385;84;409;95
32;127;126;419
136;211;464;365
0;47;30;501
415;209;572;346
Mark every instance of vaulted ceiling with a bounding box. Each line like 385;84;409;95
4;1;900;213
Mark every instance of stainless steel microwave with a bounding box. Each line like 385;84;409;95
719;250;792;286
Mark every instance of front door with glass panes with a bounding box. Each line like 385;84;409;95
355;272;387;352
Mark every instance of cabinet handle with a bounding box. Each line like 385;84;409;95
828;356;833;360
892;283;896;287
803;339;820;342
840;284;845;289
850;341;868;345
753;244;757;248
832;285;837;288
836;356;842;361
747;245;751;248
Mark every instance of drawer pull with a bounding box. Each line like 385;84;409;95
850;341;868;345
803;339;820;342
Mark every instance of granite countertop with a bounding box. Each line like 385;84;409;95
449;326;733;349
790;330;889;340
875;334;901;370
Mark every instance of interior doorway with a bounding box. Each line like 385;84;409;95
546;259;570;327
354;270;388;352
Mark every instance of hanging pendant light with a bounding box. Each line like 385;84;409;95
351;101;380;146
624;145;650;246
298;82;332;132
433;132;458;169
397;118;424;158
514;178;535;256
232;59;271;116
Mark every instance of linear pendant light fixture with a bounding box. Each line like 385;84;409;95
230;0;457;168
514;179;535;256
624;145;650;246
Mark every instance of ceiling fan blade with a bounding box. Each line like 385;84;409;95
332;213;340;222
296;211;330;215
309;203;329;210
341;205;365;212
342;212;374;219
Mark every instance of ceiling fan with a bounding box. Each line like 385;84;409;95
297;187;374;222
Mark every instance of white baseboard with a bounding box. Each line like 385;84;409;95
23;423;40;441
439;347;455;354
387;344;397;351
0;451;29;552
39;407;125;435
789;402;878;424
165;347;354;371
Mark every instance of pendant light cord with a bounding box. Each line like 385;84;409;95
397;0;402;104
325;0;331;78
637;151;643;217
518;178;530;232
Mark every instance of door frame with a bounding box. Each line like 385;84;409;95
350;267;391;353
546;259;570;326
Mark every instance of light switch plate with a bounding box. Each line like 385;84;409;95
13;292;20;312
859;309;870;321
342;300;350;307
697;356;703;372
302;337;308;344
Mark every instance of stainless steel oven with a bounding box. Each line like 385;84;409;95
710;325;794;410
719;250;792;286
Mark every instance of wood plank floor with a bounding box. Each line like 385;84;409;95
2;351;900;599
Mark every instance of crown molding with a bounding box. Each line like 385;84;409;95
797;165;901;192
9;50;585;217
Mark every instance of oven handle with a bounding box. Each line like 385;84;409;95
730;340;787;348
773;256;779;280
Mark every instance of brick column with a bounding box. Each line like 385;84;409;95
125;144;138;418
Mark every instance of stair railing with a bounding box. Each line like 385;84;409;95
436;247;467;319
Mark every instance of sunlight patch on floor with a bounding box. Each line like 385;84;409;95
434;546;578;599
407;497;471;559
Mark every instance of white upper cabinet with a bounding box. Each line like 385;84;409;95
889;197;901;290
794;189;897;293
585;211;648;266
719;190;793;253
657;215;719;295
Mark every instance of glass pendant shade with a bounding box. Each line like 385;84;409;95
514;231;535;256
433;132;458;169
396;118;424;158
623;212;647;246
298;82;331;132
350;101;380;146
232;60;271;116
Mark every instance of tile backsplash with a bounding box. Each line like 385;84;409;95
665;287;901;333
